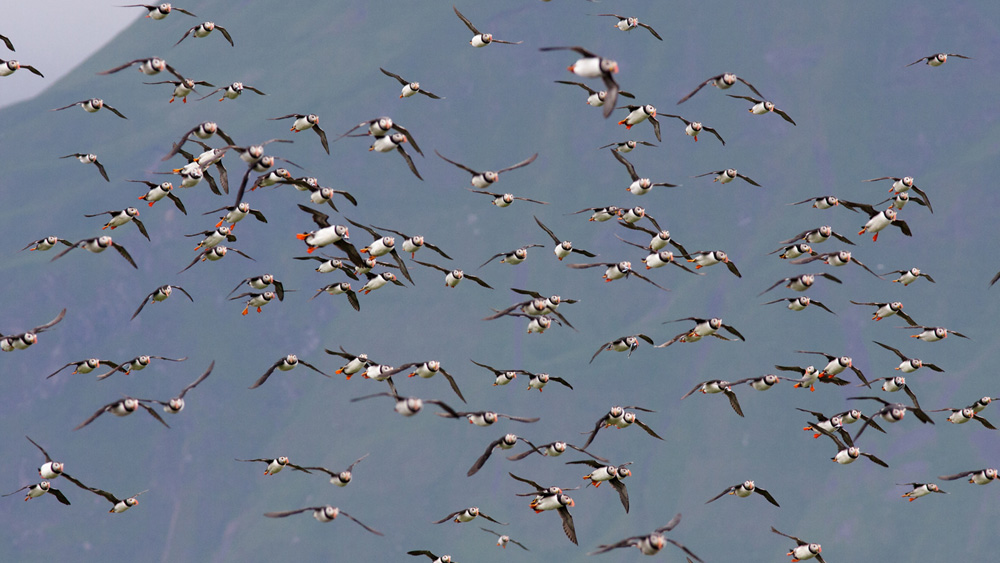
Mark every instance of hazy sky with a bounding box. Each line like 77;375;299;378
1;1;135;108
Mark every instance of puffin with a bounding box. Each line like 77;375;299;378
771;527;826;563
598;13;662;40
197;81;266;101
480;527;529;550
174;21;234;46
74;397;170;430
51;98;128;119
661;113;726;144
616;104;661;140
612;150;679;195
51;237;137;269
899;483;947;501
589;514;702;560
269;113;329;154
693;168;761;187
906;52;971;67
589;334;655;363
141;361;214;413
121;3;196;19
0;309;66;352
432;506;507;525
793;251;884;278
249;354;330;389
235;456;312;476
453;6;522;47
301;453;370;487
705;480;780;507
229;291;276;316
677;72;764;104
412;260;492;290
554;79;634;107
309;282;360;312
727;95;797;125
59;153;109;181
263;505;383;534
540;46;619;118
379;68;442;99
131;284;194;320
466;433;534;476
568;459;632;512
436;150;537;189
581;405;663;448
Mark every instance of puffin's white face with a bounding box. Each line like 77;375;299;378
643;104;656;116
709;318;723;330
483;171;499;183
483;412;498;424
837;251;851;262
622;412;636;424
97;235;113;247
168;398;184;412
763;101;775;112
600;59;619;74
609;406;624;418
714;251;728;262
377;117;393;131
743;480;755;490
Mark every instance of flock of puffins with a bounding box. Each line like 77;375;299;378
1;3;995;562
